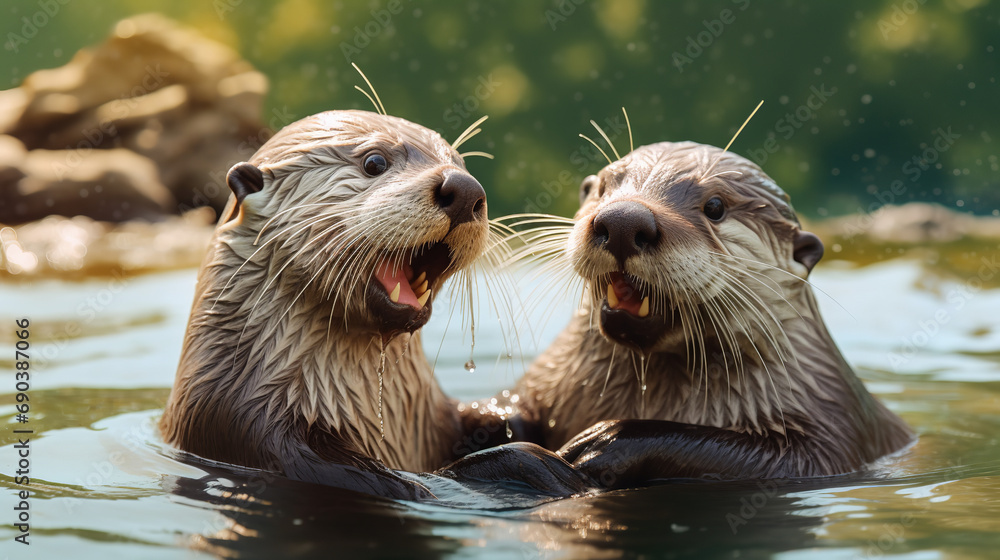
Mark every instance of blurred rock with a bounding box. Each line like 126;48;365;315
0;138;174;223
816;203;1000;244
1;208;216;277
0;13;270;223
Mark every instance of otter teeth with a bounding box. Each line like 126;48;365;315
639;296;650;318
416;289;431;308
390;282;401;303
413;279;428;295
413;271;426;286
607;283;619;308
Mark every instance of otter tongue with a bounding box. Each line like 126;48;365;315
609;272;643;315
375;259;420;308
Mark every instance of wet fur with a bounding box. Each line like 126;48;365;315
161;111;484;489
510;141;913;480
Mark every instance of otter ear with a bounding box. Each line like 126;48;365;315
792;230;824;274
227;162;264;206
580;175;599;205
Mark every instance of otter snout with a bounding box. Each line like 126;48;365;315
592;201;659;264
436;170;487;227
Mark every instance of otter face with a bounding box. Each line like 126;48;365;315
219;110;488;339
568;141;823;354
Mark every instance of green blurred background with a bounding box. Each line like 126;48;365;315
3;0;997;219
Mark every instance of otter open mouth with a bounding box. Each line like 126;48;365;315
599;271;671;351
367;242;454;335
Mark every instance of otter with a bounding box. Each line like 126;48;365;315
159;109;493;498
502;141;914;486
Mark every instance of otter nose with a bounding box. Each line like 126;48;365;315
592;201;659;264
436;171;487;227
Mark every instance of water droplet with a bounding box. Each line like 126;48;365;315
377;347;386;440
464;360;476;373
506;424;513;439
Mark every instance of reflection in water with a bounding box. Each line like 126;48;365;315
166;451;830;559
167;464;461;559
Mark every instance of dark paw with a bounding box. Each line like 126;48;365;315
440;442;594;497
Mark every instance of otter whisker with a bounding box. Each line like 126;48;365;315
354;86;382;116
215;211;343;309
452;115;489;151
703;169;744;183
714;267;794;363
717;260;807;323
701;99;764;180
707;251;856;321
460;151;494;160
700;293;737;404
246;213;376;330
430;286;461;372
589;119;621;161
222;200;366;293
714;285;788;436
477;231;530;362
579;134;614;166
352;62;386;116
255;202;347;245
599;344;617;399
278;231;380;328
623;107;634;154
506;240;573;267
493;212;576;224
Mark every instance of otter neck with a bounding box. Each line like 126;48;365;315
168;245;459;472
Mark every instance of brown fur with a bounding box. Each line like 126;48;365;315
161;110;484;477
512;141;913;477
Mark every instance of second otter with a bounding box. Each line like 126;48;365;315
508;141;913;484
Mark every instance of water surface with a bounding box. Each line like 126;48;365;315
1;252;999;559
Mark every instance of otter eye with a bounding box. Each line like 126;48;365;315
580;175;600;204
363;153;388;176
704;197;725;221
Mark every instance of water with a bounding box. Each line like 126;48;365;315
2;251;1000;558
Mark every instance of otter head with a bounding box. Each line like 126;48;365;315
568;141;823;355
217;110;488;340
